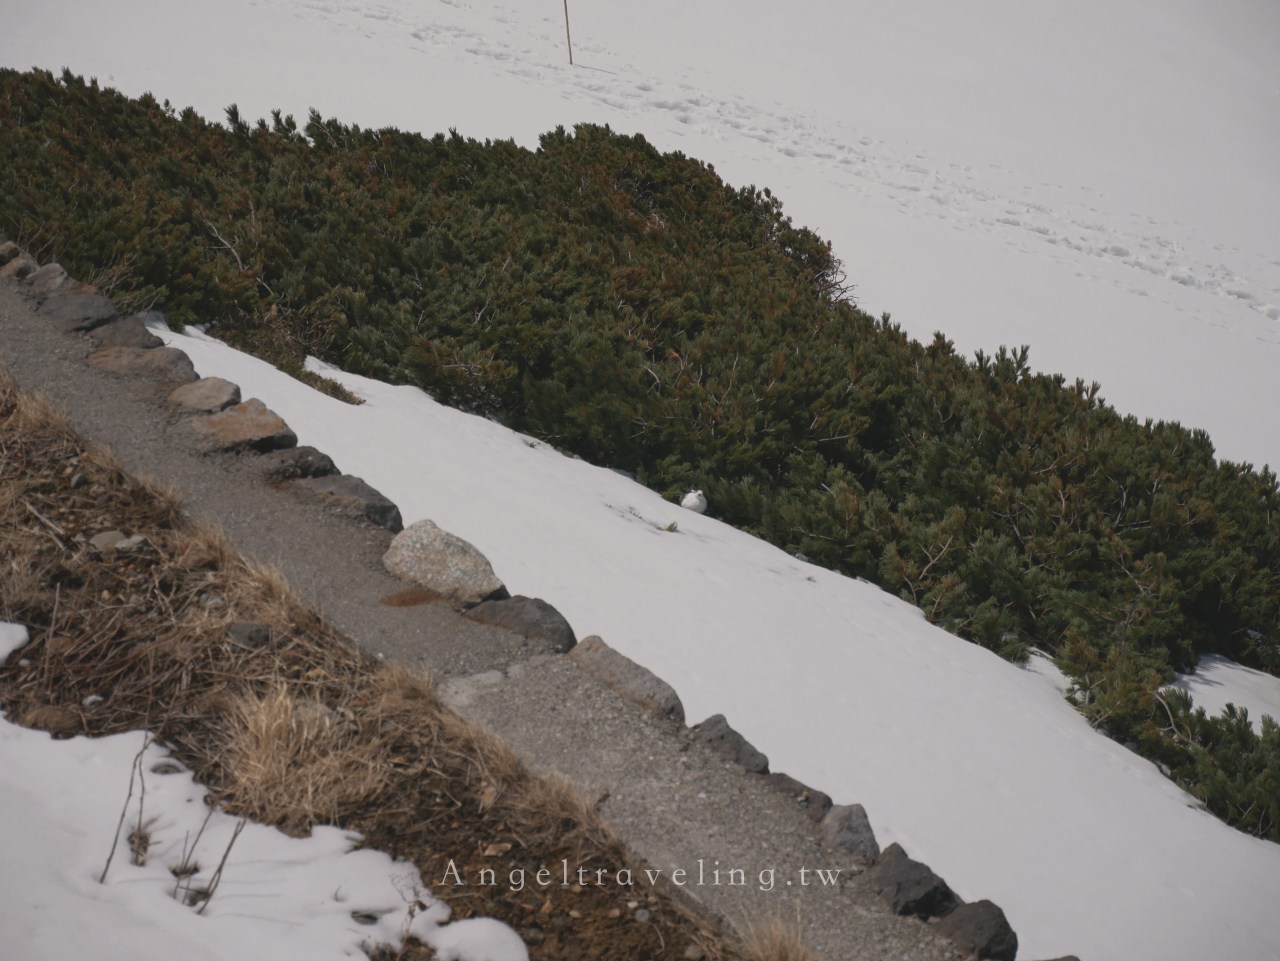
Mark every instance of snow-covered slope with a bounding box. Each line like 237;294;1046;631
4;2;1279;957
153;323;1280;961
2;0;1278;470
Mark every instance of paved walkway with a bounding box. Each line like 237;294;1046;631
1;276;964;961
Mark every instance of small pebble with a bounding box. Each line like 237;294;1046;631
634;908;651;923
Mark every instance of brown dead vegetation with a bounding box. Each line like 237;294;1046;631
0;371;814;961
740;911;823;961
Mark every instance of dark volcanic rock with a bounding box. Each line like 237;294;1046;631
90;313;165;350
190;398;297;452
260;446;339;482
89;346;197;383
820;802;880;863
26;262;71;300
294;474;403;532
933;900;1018;961
761;772;833;823
168;377;241;413
864;843;960;919
37;291;117;332
690;714;769;774
569;634;685;722
465;595;577;653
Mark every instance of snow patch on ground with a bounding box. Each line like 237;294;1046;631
1174;654;1280;733
0;652;526;961
0;623;29;665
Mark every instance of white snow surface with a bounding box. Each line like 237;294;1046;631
1174;654;1280;734
151;322;1280;961
0;697;526;961
0;622;29;665
2;0;1278;470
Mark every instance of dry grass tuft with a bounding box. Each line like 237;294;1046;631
435;710;527;809
506;774;615;860
739;912;820;961
21;703;83;736
5;383;76;439
367;663;441;724
169;522;238;572
219;682;392;832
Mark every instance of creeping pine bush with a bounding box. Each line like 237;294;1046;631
2;67;1279;838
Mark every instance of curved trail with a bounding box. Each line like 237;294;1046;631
0;276;965;961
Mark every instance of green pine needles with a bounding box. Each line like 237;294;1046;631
2;67;1278;840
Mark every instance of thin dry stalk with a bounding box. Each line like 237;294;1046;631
196;818;247;914
100;734;151;883
172;807;215;903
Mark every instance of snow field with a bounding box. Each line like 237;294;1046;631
0;690;528;961
147;323;1280;961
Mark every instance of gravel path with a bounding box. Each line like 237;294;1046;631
0;274;968;961
0;280;538;677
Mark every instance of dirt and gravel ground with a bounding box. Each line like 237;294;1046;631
0;274;967;961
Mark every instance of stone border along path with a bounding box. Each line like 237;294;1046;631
0;241;1074;961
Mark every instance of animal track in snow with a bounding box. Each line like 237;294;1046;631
263;0;1280;336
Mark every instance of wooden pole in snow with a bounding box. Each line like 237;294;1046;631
563;0;574;65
